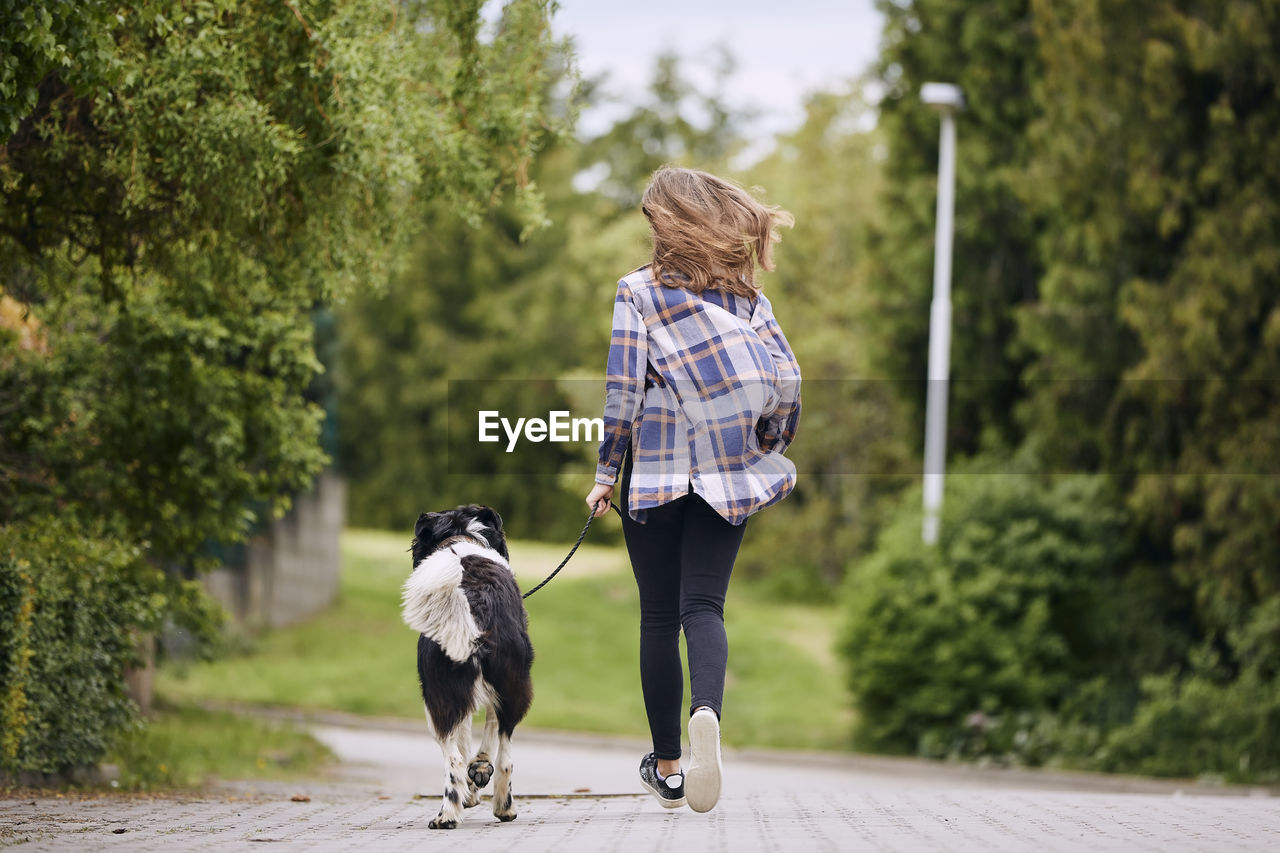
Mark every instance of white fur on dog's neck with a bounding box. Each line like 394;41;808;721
401;540;511;663
441;539;511;572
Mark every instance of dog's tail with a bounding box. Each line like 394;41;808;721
402;549;481;663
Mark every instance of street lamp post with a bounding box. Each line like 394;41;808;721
920;82;965;545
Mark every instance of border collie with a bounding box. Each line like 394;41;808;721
402;505;533;829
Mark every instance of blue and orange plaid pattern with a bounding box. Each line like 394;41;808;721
596;266;801;525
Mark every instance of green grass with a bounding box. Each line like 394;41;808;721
158;528;852;751
106;702;334;790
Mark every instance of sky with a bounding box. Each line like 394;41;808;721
547;1;885;142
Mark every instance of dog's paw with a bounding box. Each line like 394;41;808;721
493;791;516;822
463;788;482;809
468;759;494;789
428;816;458;830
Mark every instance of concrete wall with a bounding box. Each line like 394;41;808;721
204;472;346;629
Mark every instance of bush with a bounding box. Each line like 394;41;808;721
1100;643;1280;783
839;474;1139;759
738;489;870;602
0;517;223;777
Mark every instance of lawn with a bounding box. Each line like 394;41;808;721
106;702;334;790
158;528;853;751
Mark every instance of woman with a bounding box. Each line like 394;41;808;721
585;166;801;813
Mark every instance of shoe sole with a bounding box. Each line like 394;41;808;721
685;711;721;813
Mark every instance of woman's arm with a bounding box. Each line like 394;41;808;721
752;293;801;455
595;278;648;485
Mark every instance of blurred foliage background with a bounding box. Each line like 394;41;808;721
340;0;1280;783
3;0;1279;784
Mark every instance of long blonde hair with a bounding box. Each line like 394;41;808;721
641;166;794;298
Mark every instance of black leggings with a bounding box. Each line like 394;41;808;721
619;472;748;761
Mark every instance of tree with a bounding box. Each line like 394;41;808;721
2;0;560;559
837;0;1280;780
336;52;750;537
866;0;1042;457
1021;0;1280;695
0;0;561;773
739;88;910;596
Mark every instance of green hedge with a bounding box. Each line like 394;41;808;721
1098;629;1280;784
838;473;1280;782
0;518;222;776
839;475;1147;759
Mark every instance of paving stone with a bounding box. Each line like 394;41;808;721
4;719;1277;851
4;783;1278;852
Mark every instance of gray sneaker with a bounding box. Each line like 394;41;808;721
685;708;722;813
639;753;686;809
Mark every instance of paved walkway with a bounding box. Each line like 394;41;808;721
3;715;1278;851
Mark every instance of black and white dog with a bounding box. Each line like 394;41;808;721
402;505;533;829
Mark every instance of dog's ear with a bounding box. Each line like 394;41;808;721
414;512;437;541
475;506;503;534
468;505;508;559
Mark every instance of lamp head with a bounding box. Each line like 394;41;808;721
920;82;966;112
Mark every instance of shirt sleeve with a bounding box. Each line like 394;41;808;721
596;278;648;485
751;293;801;455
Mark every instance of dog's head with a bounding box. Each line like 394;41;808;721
411;504;508;565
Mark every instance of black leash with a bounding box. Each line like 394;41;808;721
522;502;621;600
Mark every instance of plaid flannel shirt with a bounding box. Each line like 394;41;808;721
595;266;801;525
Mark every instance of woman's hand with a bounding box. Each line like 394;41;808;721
586;482;615;517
